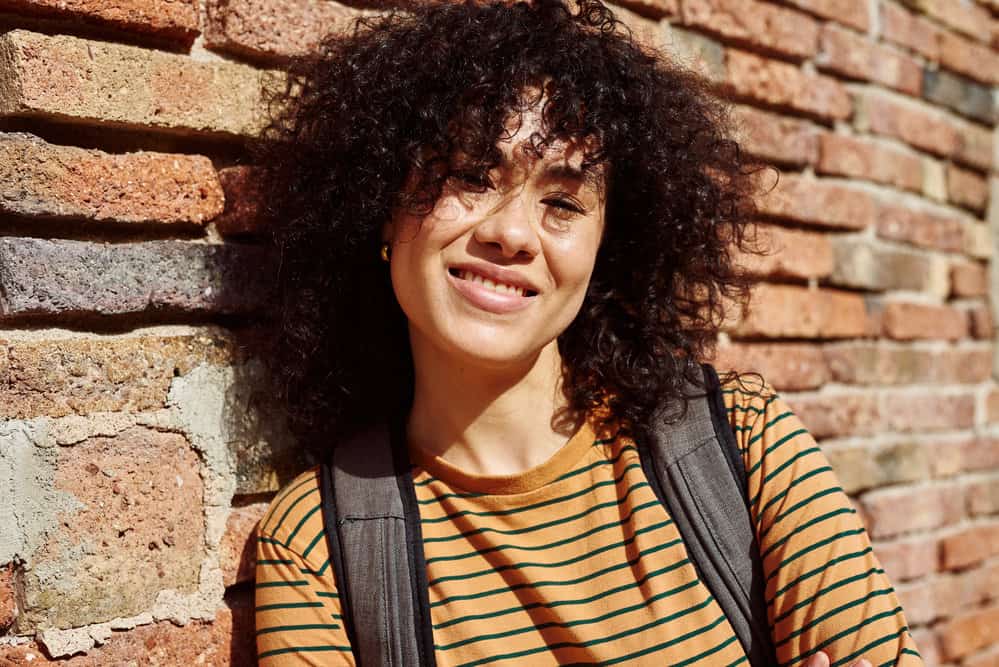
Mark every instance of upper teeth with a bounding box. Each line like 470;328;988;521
458;270;529;297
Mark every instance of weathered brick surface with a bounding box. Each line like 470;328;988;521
0;564;16;631
219;502;268;587
613;0;678;18
0;132;223;226
938;523;999;571
780;0;869;31
757;173;877;229
662;24;726;82
725;49;851;120
964;220;992;259
729;104;818;166
816;23;922;95
954;119;994;171
876;203;966;252
734;224;834;280
783;391;880;438
879;302;969;341
711;343;829;390
857;90;959;157
922;69;996;125
947;163;990;212
0;0;200;42
679;0;818;59
0;238;274;319
732;284;868;339
816;133;922;191
823;343;993;385
861;484;964;539
826;441;931;494
879;390;976;433
900;0;993;42
0;29;277;138
0;606;247;665
881;1;941;60
0;331;244;420
873;536;939;581
966;477;999;516
967;305;993;340
937;604;999;661
951;260;989;297
214;165;268;237
205;0;367;62
938;29;999;86
19;426;204;630
829;236;948;295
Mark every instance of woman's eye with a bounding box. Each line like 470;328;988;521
542;197;585;218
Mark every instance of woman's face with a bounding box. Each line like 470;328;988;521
384;107;606;371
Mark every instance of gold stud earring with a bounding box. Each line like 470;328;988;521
380;243;391;262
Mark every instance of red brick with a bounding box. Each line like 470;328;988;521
861;483;964;539
0;606;246;665
734;224;834;280
939;29;999;85
928;437;978;478
876;203;965;251
830;236;948;294
817;23;923;95
783;391;880;438
968;305;994;340
965;644;999;667
880;302;969;340
947;163;990;212
937;604;999;660
710;342;829;390
730;104;819;166
757;173;878;229
0;332;244;420
725;49;852;121
961;438;999;473
896;576;960;625
955;119;994;171
874;535;939;581
732;284;869;339
0;564;15;631
816;133;922;191
781;0;869;31
858;91;960;157
0;132;223;226
679;0;818;59
910;627;941;664
966;477;999;516
215;165;268;237
0;0;199;43
219;502;268;587
613;0;679;18
939;523;999;571
20;426;205;630
908;0;995;43
881;1;942;60
204;0;365;62
879;389;975;432
823;343;993;385
0;29;272;138
951;260;989;297
964;220;991;259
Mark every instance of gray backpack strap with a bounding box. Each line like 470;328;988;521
640;364;776;666
321;419;436;667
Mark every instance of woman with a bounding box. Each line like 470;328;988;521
251;0;922;664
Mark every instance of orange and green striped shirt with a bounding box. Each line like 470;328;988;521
255;379;923;666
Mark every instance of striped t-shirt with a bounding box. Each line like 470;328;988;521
255;379;923;665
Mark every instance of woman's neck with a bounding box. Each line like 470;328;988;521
405;337;582;477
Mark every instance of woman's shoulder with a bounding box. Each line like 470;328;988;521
715;369;807;456
257;465;323;547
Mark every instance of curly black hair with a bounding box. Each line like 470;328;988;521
250;0;768;459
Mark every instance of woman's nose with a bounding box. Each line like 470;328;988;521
472;193;542;259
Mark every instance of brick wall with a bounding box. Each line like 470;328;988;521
0;0;995;664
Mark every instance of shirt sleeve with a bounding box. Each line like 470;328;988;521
255;525;355;665
727;380;924;667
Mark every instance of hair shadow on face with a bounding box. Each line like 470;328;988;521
248;0;774;464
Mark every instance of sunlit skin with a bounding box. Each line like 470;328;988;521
382;98;876;667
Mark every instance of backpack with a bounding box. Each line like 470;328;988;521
318;363;777;666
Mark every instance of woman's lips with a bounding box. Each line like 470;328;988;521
446;269;537;314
